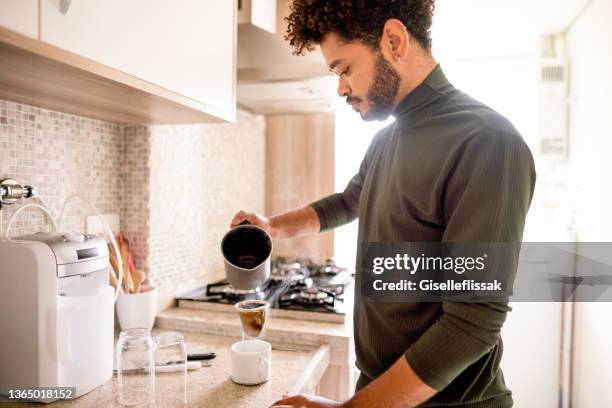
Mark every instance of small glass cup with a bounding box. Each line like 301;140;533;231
116;328;155;406
234;299;270;341
155;332;187;407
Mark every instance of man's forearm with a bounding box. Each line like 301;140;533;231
269;206;321;239
345;356;437;408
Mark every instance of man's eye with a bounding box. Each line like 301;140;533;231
340;67;350;77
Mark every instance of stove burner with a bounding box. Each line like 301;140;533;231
205;280;266;302
309;258;348;277
271;257;312;283
276;261;302;271
270;269;305;282
299;287;330;301
223;286;261;295
279;285;340;312
177;257;352;314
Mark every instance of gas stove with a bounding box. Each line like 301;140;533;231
176;257;354;317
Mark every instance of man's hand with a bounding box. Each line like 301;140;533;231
268;355;437;408
344;357;437;408
231;210;277;237
269;394;343;408
231;206;320;240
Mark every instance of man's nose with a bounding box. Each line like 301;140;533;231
337;76;350;97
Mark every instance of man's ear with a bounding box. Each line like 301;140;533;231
380;18;410;63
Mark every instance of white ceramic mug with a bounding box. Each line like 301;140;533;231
230;339;271;385
116;287;157;331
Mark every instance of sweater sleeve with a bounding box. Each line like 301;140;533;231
309;131;382;232
309;169;363;232
405;130;536;390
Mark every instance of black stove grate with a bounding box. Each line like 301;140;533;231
176;257;352;314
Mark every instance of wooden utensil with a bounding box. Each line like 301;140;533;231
117;234;132;294
108;265;118;288
107;242;120;290
115;233;127;293
121;236;134;293
133;269;146;294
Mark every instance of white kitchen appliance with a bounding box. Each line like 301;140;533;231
0;231;114;403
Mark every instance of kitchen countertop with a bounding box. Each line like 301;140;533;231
155;305;357;400
156;306;353;366
2;330;330;408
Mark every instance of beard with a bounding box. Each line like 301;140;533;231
362;52;401;121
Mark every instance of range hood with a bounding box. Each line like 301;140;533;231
237;0;338;114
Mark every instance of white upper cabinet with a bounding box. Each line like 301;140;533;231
40;0;236;120
0;0;39;39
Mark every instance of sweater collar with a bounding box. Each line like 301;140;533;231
393;64;452;119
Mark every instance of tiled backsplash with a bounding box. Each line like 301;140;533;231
120;125;150;283
0;100;123;236
147;116;265;307
0;99;265;306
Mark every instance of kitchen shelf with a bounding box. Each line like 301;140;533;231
0;26;234;125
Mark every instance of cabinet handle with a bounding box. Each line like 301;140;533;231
60;0;72;14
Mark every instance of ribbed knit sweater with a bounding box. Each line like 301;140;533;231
310;65;536;407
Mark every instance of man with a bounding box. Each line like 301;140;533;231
232;1;536;407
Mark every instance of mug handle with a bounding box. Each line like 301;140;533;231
258;356;270;377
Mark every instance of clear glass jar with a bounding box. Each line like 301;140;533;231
154;332;187;407
116;328;155;406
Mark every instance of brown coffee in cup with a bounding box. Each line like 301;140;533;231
235;300;269;339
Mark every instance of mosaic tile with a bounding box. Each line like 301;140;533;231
0;100;265;298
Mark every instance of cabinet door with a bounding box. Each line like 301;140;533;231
40;0;235;120
0;0;38;39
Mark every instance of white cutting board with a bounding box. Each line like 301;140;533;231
86;213;120;241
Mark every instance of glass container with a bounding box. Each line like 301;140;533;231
116;328;155;406
154;331;187;407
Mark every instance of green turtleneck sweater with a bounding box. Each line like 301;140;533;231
310;65;536;407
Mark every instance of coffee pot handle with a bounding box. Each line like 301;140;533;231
230;219;251;230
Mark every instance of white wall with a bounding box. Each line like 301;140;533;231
440;55;562;408
500;303;562;408
565;0;612;406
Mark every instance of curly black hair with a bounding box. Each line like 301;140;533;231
285;0;435;56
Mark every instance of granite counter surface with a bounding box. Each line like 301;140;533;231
156;307;352;366
2;330;329;408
